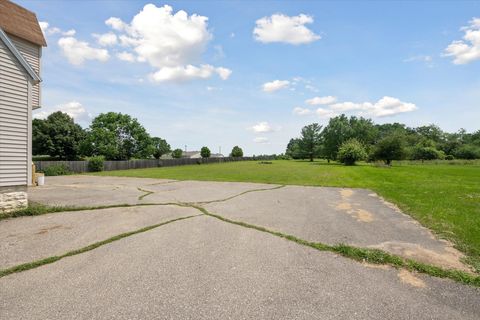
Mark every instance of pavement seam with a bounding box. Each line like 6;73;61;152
194;205;480;288
137;187;155;200
0;213;203;279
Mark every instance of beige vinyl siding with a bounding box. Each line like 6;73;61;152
9;35;40;108
0;39;29;187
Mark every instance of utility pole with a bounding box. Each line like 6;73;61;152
184;145;187;153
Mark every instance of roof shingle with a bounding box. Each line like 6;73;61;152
0;0;46;47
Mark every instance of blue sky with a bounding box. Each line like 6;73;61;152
19;0;480;155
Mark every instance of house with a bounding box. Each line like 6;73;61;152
189;152;224;159
0;0;46;212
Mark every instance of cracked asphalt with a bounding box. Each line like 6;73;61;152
0;175;478;319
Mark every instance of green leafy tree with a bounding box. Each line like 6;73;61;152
454;145;480;159
321;115;351;161
372;133;406;165
85;112;153;160
299;123;323;162
151;137;171;159
337;139;367;165
171;148;183;158
411;146;445;160
200;146;211;158
32;112;85;160
230;146;243;157
285;138;305;159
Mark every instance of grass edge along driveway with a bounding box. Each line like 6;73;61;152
94;160;480;272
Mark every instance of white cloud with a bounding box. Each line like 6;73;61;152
329;96;417;117
316;108;337;119
253;13;320;45
292;107;312;115
253;137;269;144
116;51;135;62
105;17;127;31
150;64;231;82
444;17;480;64
39;21;60;35
62;29;76;36
93;32;118;46
105;4;230;82
58;37;109;65
404;55;434;68
249;121;275;133
39;21;49;34
306;96;337;105
216;67;232;80
262;80;290;92
33;101;92;123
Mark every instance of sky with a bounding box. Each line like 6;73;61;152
18;0;480;155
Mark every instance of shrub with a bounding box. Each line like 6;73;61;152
171;148;183;158
88;156;104;172
411;146;445;160
337;139;367;165
454;145;480;159
445;154;455;160
200;146;211;158
230;146;243;157
42;164;71;176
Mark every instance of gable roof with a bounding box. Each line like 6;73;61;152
0;27;41;83
0;0;46;47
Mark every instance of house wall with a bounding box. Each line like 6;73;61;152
0;39;29;188
9;35;40;108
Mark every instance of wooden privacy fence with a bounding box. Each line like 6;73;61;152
34;156;275;174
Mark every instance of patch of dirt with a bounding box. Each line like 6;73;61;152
340;189;354;198
355;209;374;223
397;269;426;288
371;241;470;272
335;202;352;211
362;262;390;270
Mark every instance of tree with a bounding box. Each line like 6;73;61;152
285;138;305;159
321;115;351;161
151;137;171;159
372;133;406;165
200;146;211;158
299;123;322;162
337;139;367;165
84;112;153;160
454;145;480;159
411;146;445;160
171;148;183;158
32;112;85;160
230;146;243;157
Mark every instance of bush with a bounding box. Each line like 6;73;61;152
454;145;480;159
171;148;183;158
445;154;455;160
42;164;71;176
337;139;367;165
411;146;445;160
230;146;243;157
200;146;211;158
88;156;104;172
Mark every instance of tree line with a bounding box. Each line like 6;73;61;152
33;111;243;160
286;114;480;165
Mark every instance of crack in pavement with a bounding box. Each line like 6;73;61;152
193;185;286;205
137;187;155;200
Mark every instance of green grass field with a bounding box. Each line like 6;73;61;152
95;160;480;272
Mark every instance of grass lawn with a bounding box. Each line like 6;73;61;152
94;160;480;271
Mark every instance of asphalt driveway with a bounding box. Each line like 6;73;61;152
0;175;478;319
